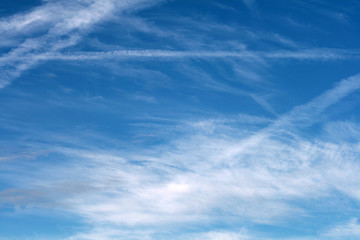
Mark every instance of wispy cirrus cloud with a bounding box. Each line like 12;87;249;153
1;72;360;239
241;0;256;10
2;1;360;240
1;0;359;92
324;218;360;239
0;0;162;89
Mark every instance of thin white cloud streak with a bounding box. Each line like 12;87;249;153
280;73;360;126
0;0;161;89
249;94;278;116
242;0;256;10
28;48;360;61
215;73;360;162
1;47;355;92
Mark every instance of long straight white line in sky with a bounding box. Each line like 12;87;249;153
219;72;360;160
33;48;360;61
1;48;360;89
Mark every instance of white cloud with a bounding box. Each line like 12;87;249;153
0;0;161;88
325;218;360;238
2;2;360;239
23;48;360;62
2;72;360;239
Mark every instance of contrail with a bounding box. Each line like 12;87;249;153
32;48;360;61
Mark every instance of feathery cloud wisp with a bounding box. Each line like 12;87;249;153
0;0;161;89
2;72;360;239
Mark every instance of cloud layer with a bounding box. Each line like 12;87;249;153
1;1;360;239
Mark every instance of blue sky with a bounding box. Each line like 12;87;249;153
1;0;360;239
